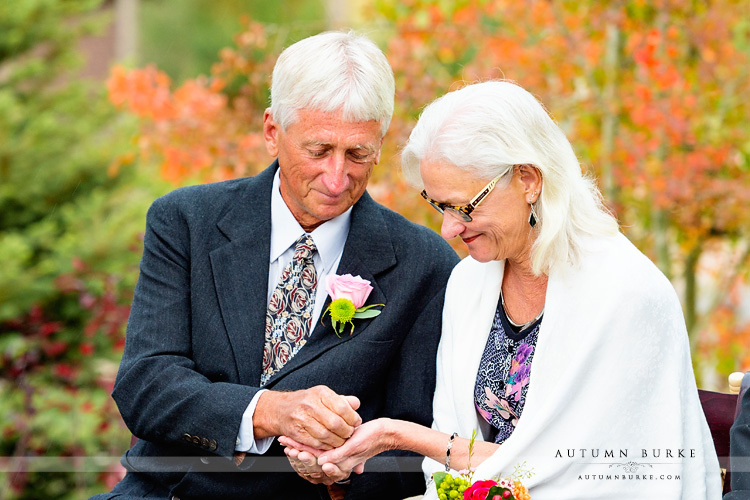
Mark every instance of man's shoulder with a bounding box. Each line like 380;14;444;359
149;170;272;222
372;202;458;267
154;176;252;208
376;204;441;243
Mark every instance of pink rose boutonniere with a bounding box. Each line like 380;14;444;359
323;274;384;337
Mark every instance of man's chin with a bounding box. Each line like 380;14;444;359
313;195;357;217
315;206;348;221
298;207;349;232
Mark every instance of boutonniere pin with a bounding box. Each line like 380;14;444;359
323;274;384;337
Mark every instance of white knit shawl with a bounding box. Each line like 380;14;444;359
422;233;720;499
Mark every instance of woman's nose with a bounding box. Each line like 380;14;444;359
440;212;466;240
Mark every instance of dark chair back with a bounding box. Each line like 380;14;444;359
699;371;750;495
699;388;738;494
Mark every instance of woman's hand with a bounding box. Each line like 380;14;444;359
282;441;342;485
280;420;382;485
280;436;362;484
317;418;394;473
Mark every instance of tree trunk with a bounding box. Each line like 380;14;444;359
325;0;349;29
683;241;703;339
115;0;138;62
652;207;672;279
600;23;620;203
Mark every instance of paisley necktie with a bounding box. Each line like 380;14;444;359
260;234;317;386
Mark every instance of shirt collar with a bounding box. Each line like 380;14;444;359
269;169;351;271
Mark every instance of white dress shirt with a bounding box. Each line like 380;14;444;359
235;169;351;453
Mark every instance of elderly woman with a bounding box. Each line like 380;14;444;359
281;81;720;498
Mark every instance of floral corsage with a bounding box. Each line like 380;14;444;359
434;431;532;500
322;274;384;337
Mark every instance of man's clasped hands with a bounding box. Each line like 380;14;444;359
265;385;391;486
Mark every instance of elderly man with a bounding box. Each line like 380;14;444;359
92;31;458;500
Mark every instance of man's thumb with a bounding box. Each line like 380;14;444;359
343;395;361;411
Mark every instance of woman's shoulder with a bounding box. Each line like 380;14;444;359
445;256;503;297
450;255;501;280
574;232;678;304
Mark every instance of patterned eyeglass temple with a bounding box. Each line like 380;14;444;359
420;171;507;222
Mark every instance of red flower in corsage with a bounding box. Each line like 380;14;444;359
434;472;530;500
464;480;499;500
322;274;384;336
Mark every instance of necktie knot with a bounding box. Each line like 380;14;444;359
293;234;316;262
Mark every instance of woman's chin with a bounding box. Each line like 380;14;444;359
466;248;495;263
465;241;505;263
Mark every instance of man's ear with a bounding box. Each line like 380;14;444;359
374;137;384;165
518;164;543;202
263;108;280;157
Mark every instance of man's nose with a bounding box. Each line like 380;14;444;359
440;212;466;240
320;154;349;196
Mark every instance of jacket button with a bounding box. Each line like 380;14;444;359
209;439;218;451
201;437;209;448
183;433;192;442
192;436;200;445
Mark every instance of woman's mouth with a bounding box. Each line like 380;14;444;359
462;234;479;244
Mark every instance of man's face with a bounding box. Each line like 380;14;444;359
263;108;383;232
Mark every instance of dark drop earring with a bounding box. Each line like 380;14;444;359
528;192;538;228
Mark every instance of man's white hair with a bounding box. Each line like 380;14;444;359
402;80;619;275
269;30;395;137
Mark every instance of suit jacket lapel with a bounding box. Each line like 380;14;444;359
265;192;396;388
210;163;276;386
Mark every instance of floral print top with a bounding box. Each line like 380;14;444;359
474;296;542;444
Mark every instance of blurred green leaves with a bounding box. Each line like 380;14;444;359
139;0;326;83
0;1;162;497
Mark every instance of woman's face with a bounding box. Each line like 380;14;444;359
420;158;538;264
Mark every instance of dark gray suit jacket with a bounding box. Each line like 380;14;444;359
726;379;750;499
105;163;458;500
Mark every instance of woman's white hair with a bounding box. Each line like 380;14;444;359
269;30;395;137
402;80;619;275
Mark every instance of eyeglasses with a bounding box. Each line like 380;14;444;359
420;172;506;222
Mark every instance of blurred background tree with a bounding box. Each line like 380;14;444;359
113;0;750;385
368;0;750;387
139;0;326;82
2;0;749;498
0;0;162;497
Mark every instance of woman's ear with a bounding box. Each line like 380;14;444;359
518;164;543;203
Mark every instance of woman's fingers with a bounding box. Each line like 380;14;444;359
320;461;352;483
279;435;325;457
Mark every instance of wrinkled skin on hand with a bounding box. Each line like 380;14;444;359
254;386;361;450
282;441;358;485
280;419;390;484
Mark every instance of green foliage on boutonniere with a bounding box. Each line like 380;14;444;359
323;274;384;337
325;298;384;337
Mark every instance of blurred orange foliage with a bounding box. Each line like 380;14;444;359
107;1;750;382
